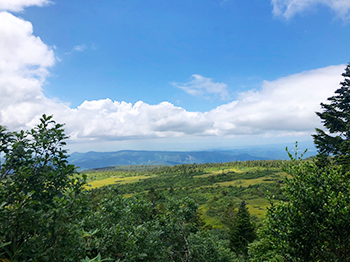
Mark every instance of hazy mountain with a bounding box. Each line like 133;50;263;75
68;141;316;170
68;150;266;170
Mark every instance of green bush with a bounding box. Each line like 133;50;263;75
249;154;350;261
0;115;88;261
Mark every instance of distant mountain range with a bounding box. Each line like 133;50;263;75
68;141;316;170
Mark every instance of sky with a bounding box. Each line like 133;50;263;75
0;0;350;152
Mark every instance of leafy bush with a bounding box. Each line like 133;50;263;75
0;115;88;261
249;151;350;261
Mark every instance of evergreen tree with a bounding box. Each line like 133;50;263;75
313;63;350;169
229;200;256;256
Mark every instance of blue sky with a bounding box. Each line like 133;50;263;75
0;0;350;152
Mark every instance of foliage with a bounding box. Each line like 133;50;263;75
0;114;289;261
313;63;350;169
0;115;88;261
249;151;350;261
80;253;113;262
83;189;235;261
187;230;236;262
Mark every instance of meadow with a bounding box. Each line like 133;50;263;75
84;160;287;227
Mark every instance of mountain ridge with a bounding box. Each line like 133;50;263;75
68;141;316;170
69;150;267;170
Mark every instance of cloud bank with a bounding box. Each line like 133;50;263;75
271;0;350;19
0;4;345;150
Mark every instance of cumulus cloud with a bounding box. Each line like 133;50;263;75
65;100;210;141
271;0;350;20
0;7;345;149
0;11;58;128
0;0;51;12
172;74;230;100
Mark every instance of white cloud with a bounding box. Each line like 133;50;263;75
207;65;343;136
73;44;87;52
65;100;210;141
0;0;51;12
0;8;346;150
271;0;350;20
172;74;230;100
0;12;55;70
0;11;57;128
65;44;92;55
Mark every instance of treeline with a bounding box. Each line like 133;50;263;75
84;160;285;182
141;160;285;175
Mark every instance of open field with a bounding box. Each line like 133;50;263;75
86;175;155;189
83;160;287;227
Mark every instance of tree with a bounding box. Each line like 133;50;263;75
0;115;88;261
229;200;256;256
313;63;350;169
249;152;350;261
84;190;234;262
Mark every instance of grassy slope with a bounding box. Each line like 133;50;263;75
83;161;287;227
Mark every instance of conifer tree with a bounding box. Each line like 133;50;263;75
313;63;350;169
229;200;256;256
